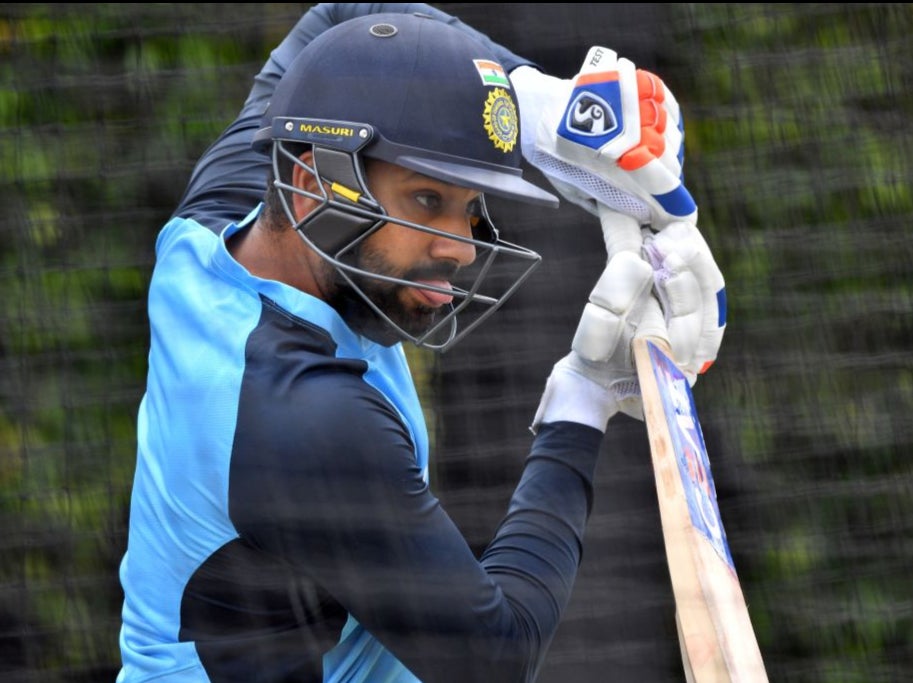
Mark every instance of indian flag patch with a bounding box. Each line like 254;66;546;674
473;59;510;88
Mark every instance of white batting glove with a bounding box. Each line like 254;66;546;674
596;205;727;388
512;48;696;229
532;251;656;433
643;221;727;385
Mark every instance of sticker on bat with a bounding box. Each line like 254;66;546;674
647;340;735;572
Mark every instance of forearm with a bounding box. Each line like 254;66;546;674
235;398;601;682
346;421;602;682
479;421;603;677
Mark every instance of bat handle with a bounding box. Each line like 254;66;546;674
595;204;670;351
637;298;669;349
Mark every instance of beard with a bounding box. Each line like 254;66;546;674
323;243;456;347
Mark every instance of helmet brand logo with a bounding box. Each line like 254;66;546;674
482;88;518;153
298;123;356;137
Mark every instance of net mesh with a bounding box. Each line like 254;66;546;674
1;3;911;682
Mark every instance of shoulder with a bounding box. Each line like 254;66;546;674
235;304;415;469
154;214;214;256
229;322;423;522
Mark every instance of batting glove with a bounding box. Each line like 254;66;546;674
512;48;696;229
642;221;727;384
531;250;657;433
530;206;727;433
596;205;726;387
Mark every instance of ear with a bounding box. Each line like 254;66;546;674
290;149;323;221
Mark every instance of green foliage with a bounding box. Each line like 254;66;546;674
0;4;312;676
666;5;913;681
1;3;911;681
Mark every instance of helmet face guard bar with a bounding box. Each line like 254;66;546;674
268;134;543;352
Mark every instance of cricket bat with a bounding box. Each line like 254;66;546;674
599;206;768;682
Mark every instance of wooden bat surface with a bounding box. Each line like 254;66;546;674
634;336;768;682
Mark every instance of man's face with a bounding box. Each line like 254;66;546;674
328;159;482;343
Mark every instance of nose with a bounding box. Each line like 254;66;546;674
428;215;477;267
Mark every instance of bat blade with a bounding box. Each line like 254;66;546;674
634;337;768;682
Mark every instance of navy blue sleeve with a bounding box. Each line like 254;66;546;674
230;354;601;683
172;2;538;232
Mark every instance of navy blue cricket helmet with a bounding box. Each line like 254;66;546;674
252;12;558;351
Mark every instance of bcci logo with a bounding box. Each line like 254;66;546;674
565;92;617;137
482;88;517;153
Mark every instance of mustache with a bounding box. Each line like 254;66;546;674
403;261;460;283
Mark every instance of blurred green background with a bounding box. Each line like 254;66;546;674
1;4;910;681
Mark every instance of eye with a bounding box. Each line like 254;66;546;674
413;192;442;212
467;197;483;228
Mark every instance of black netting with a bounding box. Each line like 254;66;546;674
1;4;910;682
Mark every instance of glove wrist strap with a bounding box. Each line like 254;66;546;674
530;364;619;435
